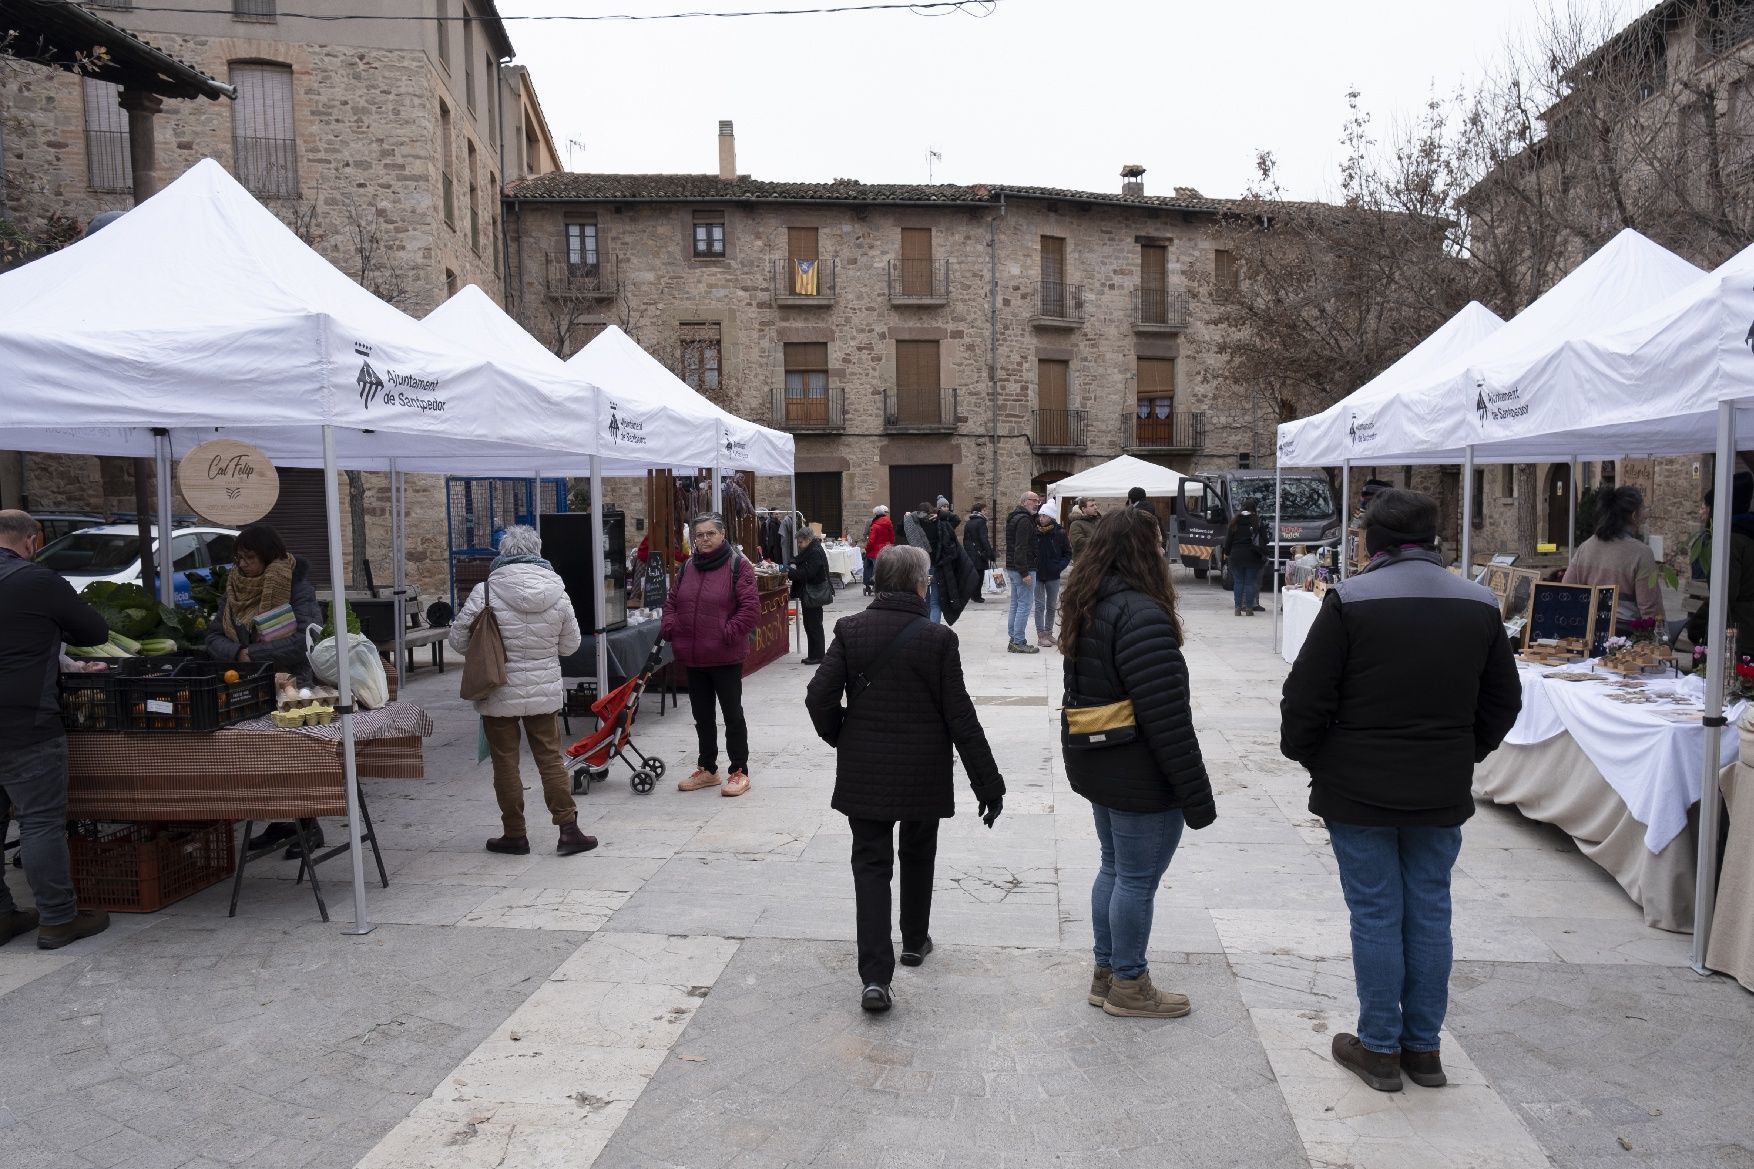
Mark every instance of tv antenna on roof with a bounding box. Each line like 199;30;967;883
567;137;586;170
928;148;942;183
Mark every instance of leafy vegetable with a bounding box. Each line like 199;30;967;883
80;580;204;652
319;600;362;640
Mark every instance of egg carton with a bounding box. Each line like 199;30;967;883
276;686;339;711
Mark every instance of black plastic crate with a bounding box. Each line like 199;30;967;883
121;660;275;733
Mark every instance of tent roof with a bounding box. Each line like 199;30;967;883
1049;455;1185;500
0;159;592;468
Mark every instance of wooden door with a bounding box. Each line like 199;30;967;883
796;472;843;540
889;464;952;526
1141;244;1167;323
783;342;829;427
900;227;932;296
895;340;942;425
1037;359;1070;446
1040;235;1066;316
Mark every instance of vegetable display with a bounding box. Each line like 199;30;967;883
74;581;205;657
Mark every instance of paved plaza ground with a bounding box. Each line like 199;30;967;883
2;576;1751;1169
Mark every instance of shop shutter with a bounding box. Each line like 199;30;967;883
1037;359;1069;413
258;468;332;583
795;472;843;540
888;464;952;527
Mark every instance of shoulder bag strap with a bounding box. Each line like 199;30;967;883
846;616;929;709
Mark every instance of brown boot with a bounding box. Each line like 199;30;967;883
36;910;110;951
1400;1047;1446;1087
1102;971;1191;1018
1087;966;1112;1007
1332;1033;1403;1092
0;909;39;947
557;822;598;856
485;835;530;855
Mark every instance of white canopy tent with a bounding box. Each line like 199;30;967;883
0;159;605;934
1048;454;1187;505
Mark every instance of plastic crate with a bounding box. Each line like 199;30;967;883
59;664;136;732
122;660;275;733
68;821;236;913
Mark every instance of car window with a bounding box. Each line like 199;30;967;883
171;534;204;572
36;532;142;575
204;533;236;566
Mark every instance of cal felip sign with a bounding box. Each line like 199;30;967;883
178;439;279;526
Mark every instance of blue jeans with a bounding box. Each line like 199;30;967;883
0;737;77;926
1034;577;1062;637
1005;570;1035;645
926;579;942;624
1090;804;1185;979
1326;821;1464;1054
1232;565;1261;610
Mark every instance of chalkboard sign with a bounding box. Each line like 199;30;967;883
1523;582;1618;656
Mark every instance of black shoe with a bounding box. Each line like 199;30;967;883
282;821;324;860
248;822;297;850
1332;1033;1403;1092
801;657;823;666
1400;1048;1447;1087
485;835;532;855
861;983;893;1012
37;910;110;951
900;937;933;967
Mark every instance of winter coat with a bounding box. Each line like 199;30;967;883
205;554;323;675
1035;522;1072;583
1280;549;1522;827
927;512;979;626
903;510;933;553
805;591;1004;820
0;549;108;749
964;512;994;567
1060;575;1215;825
660;551;761;668
449;561;583;718
1067;513;1099;558
1222;520;1266;572
788;540;831;607
864;515;895;563
1005;506;1039;573
1687;514;1754;649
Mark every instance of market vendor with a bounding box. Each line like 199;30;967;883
1563;486;1664;628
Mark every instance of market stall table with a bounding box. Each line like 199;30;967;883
1706;723;1754;990
1280;587;1324;665
559;617;672;728
823;543;863;585
1472;662;1739;931
745;571;792;675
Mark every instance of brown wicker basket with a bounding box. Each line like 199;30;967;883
68;821;237;913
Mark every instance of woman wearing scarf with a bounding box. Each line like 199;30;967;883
450;525;594;857
662;514;761;797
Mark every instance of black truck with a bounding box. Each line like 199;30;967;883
1171;470;1341;588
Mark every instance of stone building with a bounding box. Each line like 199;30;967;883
0;0;559;599
503;123;1273;541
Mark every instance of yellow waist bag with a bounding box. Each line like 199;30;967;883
1061;697;1138;749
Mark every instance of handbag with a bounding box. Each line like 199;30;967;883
803;576;835;608
1061;695;1139;749
819;616;928;746
458;578;509;702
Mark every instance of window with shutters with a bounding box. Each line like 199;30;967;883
1040;235;1071;317
898;227;933;296
436;0;450;69
463;18;476;112
233;0;276;22
1140;244;1169;323
783;342;829;427
680;323;722;396
467;141;480;253
1135;357;1177;444
439;101;455;229
230;63;298;198
693;209;726;257
895;339;943;426
82;77;132;193
1213;248;1238;295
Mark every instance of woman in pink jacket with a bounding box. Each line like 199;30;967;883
661;514;762;796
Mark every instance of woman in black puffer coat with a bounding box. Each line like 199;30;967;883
1059;506;1215;1021
786;529;831;664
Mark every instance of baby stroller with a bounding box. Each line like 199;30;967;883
563;640;667;795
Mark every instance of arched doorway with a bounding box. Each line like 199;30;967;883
1545;463;1573;548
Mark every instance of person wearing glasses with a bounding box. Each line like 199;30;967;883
662;514;761;797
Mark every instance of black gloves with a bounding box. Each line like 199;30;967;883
1183;798;1217;831
979;795;1003;828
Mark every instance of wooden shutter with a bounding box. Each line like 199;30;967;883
1136;357;1175;445
900;228;932;296
231;63;298;197
1040;235;1066;283
1037;359;1069;412
888;465;952;527
1141;245;1168;323
1214;248;1238;291
783;343;828;426
788;227;819;264
82;77;132;192
784;342;827;372
259;468;332;583
896;340;941;425
1137;357;1174;398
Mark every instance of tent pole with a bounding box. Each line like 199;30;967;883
1567;456;1579;550
1273;461;1283;653
390;459;406;679
153;430;175;606
1693;402;1735;975
1460;446;1476;575
322;426;372;936
712;424;724;520
1339;461;1351;582
791;474;799;653
590;457;608;706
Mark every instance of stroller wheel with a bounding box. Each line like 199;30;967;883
570;767;591;795
631;770;657;794
645;758;668;779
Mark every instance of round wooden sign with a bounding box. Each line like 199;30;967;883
178;439;280;527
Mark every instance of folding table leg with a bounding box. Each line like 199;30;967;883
291;820;329;922
357;785;389;890
228;820;254;918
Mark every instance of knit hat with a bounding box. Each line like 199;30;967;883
1363;488;1438;557
935;495;950;509
873;505;888;515
1040;499;1060;523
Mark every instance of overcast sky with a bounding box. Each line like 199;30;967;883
496;0;1633;201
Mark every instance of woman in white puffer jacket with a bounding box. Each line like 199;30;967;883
449;525;594;857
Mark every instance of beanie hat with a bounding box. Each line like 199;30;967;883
1040;499;1060;523
1363;489;1439;557
935;495;950;509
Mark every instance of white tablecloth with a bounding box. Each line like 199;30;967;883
1499;663;1740;854
824;544;863;583
1280;588;1323;665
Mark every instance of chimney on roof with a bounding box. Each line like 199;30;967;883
718;120;736;181
1121;164;1146;197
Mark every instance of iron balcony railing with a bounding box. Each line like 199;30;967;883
771;383;845;432
1033;279;1085;323
1129;409;1206;452
546;253;617;298
887;258;950;301
1134;287;1190;328
885;385;958;433
234;135;298;198
772;257;837;303
1032;407;1086;452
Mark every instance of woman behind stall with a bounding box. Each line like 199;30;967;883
1563;485;1664;627
788;528;832;665
205;523;323;855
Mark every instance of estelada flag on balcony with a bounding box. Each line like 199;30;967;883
793;259;817;296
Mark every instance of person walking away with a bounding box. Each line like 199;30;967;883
788;527;831;665
804;546;1004;1013
1280;489;1521;1092
450;525;596;857
964;503;993;603
1067;498;1101;559
1034;501;1072;647
1563;485;1664;629
862;506;894;597
662;514;761;797
1005;490;1043;653
205;523;326;855
1222;508;1267;617
1059;507;1215;1017
1688;471;1754;651
0;510;113;949
928;498;980;627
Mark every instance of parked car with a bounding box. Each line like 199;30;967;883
36;523;239;606
33;512;107;545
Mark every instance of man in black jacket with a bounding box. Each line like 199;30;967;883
804;545;1004;1013
1004;490;1042;653
1281;489;1520;1094
0;511;113;950
963;503;993;603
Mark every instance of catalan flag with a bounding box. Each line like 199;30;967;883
793;258;817;296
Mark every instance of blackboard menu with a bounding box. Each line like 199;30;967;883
1524;582;1618;656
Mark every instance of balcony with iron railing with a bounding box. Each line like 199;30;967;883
887;258;950;304
1127;408;1205;453
772;257;837;306
1032;407;1087;453
234;135;297;198
546;252;618;299
1030;280;1085;328
884;385;959;433
770;383;845;433
1134;288;1190;331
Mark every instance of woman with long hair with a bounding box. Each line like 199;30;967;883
1563;484;1663;626
1058;507;1216;1019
